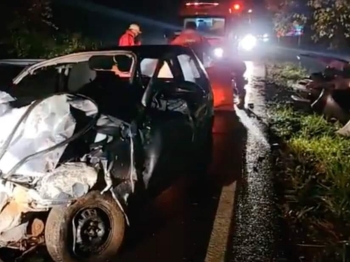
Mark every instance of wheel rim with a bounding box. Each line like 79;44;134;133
73;207;111;257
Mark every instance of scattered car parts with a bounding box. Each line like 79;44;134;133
290;53;350;134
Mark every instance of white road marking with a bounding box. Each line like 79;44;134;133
205;181;237;262
204;61;266;262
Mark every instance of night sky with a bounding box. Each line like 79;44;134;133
53;0;266;45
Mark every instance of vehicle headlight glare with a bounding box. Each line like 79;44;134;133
240;34;257;51
263;33;269;42
214;47;223;57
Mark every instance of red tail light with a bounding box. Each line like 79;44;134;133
233;4;240;10
185;2;219;6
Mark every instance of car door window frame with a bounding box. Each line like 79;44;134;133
176;52;210;94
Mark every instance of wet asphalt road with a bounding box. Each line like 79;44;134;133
228;62;286;261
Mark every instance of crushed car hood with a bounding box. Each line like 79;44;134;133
0;92;98;177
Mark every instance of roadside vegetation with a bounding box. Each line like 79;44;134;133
0;0;99;59
266;0;350;50
266;62;350;261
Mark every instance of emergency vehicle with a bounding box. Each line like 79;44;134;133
174;0;251;111
177;0;269;55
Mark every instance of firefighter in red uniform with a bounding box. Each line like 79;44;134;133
119;24;142;46
170;21;210;62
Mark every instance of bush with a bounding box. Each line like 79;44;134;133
268;62;350;260
266;61;308;87
7;30;100;59
44;33;101;58
271;102;350;251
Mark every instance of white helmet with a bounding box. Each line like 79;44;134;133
129;24;141;34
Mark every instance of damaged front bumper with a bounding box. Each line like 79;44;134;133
0;92;136;249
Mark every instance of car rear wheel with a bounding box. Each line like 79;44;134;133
45;191;125;262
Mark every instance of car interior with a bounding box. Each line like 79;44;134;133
5;52;200;195
9;52;197;120
62;55;195;190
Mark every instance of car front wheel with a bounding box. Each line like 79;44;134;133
45;191;125;262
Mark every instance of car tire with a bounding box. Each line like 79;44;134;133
45;191;125;262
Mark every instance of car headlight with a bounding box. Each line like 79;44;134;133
263;33;269;42
239;34;257;51
213;47;223;57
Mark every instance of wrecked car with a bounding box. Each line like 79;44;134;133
1;46;214;262
291;53;350;125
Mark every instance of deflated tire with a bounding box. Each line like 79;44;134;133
45;191;125;262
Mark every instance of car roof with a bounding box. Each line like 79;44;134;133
12;50;136;84
12;46;195;84
0;59;44;66
96;45;195;57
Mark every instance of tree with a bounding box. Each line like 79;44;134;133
308;0;350;49
265;0;306;37
1;0;99;58
266;0;350;49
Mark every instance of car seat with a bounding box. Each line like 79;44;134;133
67;62;97;93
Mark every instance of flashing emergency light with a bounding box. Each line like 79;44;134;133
186;2;219;6
233;4;240;10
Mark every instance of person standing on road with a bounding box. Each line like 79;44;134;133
119;24;142;46
170;21;208;46
170;21;210;62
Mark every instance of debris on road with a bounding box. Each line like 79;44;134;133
268;54;350;136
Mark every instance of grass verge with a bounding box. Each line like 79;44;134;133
266;62;350;261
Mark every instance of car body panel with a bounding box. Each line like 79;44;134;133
0;59;44;66
11;45;214;192
0;46;215;254
13;51;137;84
